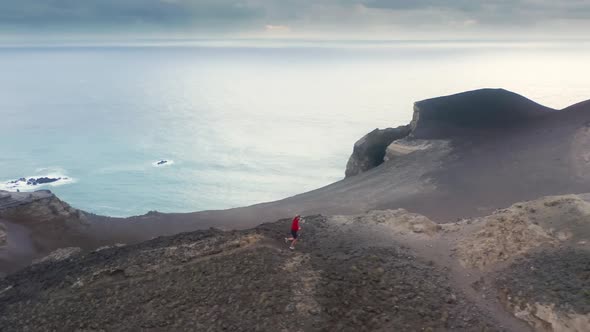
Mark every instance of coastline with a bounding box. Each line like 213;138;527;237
3;88;590;248
2;88;590;331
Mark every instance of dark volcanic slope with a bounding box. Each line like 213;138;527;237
496;249;590;316
82;89;590;244
410;88;555;138
0;216;502;331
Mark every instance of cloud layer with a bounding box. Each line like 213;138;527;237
1;0;589;38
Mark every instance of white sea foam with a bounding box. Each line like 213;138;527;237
152;159;175;167
0;173;76;192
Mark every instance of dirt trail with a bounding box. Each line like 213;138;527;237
315;195;590;332
323;211;532;331
260;215;505;331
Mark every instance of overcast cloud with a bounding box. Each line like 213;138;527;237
1;0;589;39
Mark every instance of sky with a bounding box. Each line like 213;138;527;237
1;0;590;41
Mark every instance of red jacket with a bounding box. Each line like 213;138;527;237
291;216;300;231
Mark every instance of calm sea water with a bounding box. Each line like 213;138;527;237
1;40;589;217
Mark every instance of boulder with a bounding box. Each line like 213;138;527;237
345;125;411;177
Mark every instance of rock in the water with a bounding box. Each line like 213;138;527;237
23;177;61;186
157;160;168;165
8;178;26;185
34;177;61;185
345;125;411;177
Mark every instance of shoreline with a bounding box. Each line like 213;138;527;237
2;88;590;331
1;88;590;253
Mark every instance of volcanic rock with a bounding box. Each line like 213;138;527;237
345;125;410;177
409;88;555;139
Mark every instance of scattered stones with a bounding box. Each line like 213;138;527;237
32;247;82;265
455;195;590;269
3;193;590;331
351;209;441;236
0;215;498;331
496;249;590;331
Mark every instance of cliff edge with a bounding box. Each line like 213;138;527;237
0;190;98;275
345;88;556;177
410;88;555;138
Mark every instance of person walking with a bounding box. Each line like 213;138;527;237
285;214;302;250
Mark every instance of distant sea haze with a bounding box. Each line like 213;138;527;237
0;40;588;217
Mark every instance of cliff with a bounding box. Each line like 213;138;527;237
409;88;555;138
0;190;98;274
345;125;411;177
345;88;556;177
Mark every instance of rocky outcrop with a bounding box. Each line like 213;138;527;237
345;125;410;177
0;190;97;274
32;247;82;265
384;138;451;162
345;88;556;177
0;190;55;211
455;195;590;270
0;190;86;223
8;177;63;187
343;209;441;236
409;88;555;139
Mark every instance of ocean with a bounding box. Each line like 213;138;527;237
1;40;589;217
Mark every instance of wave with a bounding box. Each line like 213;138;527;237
0;173;75;191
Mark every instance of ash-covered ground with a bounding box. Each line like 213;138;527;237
1;215;499;332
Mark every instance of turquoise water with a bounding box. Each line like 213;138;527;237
1;40;589;217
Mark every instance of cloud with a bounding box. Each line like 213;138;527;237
0;0;264;31
265;24;291;33
0;0;589;38
462;19;478;27
358;0;590;24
